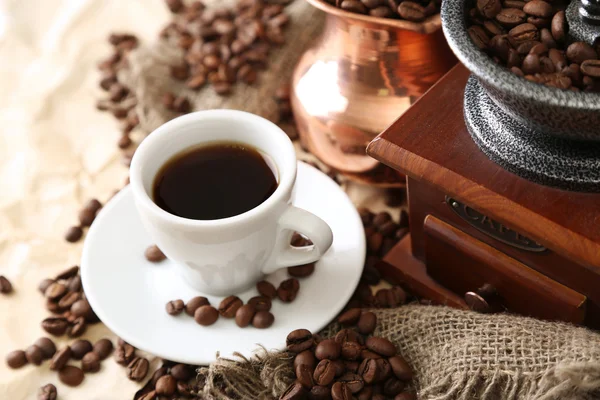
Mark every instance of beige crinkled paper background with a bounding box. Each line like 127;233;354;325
0;1;394;398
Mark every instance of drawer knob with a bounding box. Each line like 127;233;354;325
464;284;500;313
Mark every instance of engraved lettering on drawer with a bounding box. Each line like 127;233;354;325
446;197;546;252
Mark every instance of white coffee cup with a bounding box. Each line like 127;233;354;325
129;110;334;296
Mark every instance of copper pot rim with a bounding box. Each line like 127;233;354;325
305;0;442;34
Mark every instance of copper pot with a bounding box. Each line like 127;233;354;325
291;0;457;175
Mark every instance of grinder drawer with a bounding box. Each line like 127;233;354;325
424;215;586;324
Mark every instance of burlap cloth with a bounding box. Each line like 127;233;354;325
2;0;600;399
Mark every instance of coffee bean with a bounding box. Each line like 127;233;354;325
296;364;315;388
367;231;383;253
57;291;80;310
138;390;157;400
156;374;177;395
388;355;413;381
567;42;598;65
294;351;316;373
235;304;256;327
523;0;553;18
166;299;185;316
287;329;315;353
496;8;526;27
372;212;391;227
6;350;27;369
50;347;71;370
394;393;417;400
581;60;600;78
185;296;210;316
59;365;85;387
0;276;13;294
366;337;397;357
69;318;88;337
376;357;392;381
309;385;331;400
281;381;308;400
332;359;346;377
39;278;55;294
25;345;43;365
127;357;150;381
509;23;539;46
115;342;135;365
372;395;386;400
384;378;405;396
41;317;69;336
219;295;243;318
81;352;101;373
33;337;56;360
151;366;169;386
539;28;556;49
335;329;364;345
278;278;300;302
194;305;219;326
357;311;377;335
398;1;426;21
257;280;277;298
145;245;166;262
171;363;193;380
331;382;353;400
527;16;550;29
507;48;521;67
341;341;362;361
361;349;383;360
362;258;381;285
311;359;335;386
341;0;367;13
359;358;379;384
165;0;184;13
477;0;502;19
93;338;113;360
339;372;364;393
551;10;565;43
45;282;67;300
540;56;555;73
288;263;315;278
483;20;505;36
70;339;93;360
67;275;82;293
248;296;272;311
71;298;96;321
315;339;341;360
252;310;275;328
38;384;57;400
504;0;525;9
338;308;362;326
549;48;567;70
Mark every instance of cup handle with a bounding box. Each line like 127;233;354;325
261;205;334;274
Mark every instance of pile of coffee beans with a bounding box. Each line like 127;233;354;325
282;317;415;400
321;0;440;22
6;336;115;387
38;266;100;338
165;232;312;328
467;0;600;92
64;198;103;243
133;360;199;399
0;275;13;294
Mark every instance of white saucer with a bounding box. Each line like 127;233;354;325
81;162;365;365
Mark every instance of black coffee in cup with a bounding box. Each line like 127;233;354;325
152;142;278;220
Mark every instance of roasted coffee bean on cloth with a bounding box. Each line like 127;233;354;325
467;0;600;92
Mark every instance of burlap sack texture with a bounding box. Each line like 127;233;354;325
119;0;324;137
194;305;600;400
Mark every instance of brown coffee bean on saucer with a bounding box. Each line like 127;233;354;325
34;337;56;359
195;305;219;326
93;338;113;360
252;311;275;329
248;296;272;311
287;329;314;353
281;381;308;400
38;383;57;400
219;295;243;318
256;280;277;298
315;339;341;360
127;356;150;381
156;375;177;396
82;352;101;373
6;350;27;369
25;345;44;365
145;245;166;262
50;347;71;370
185;296;210;316
59;365;85;387
235;304;256;328
278;278;300;302
0;276;13;293
288;263;315;278
166;299;185;315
